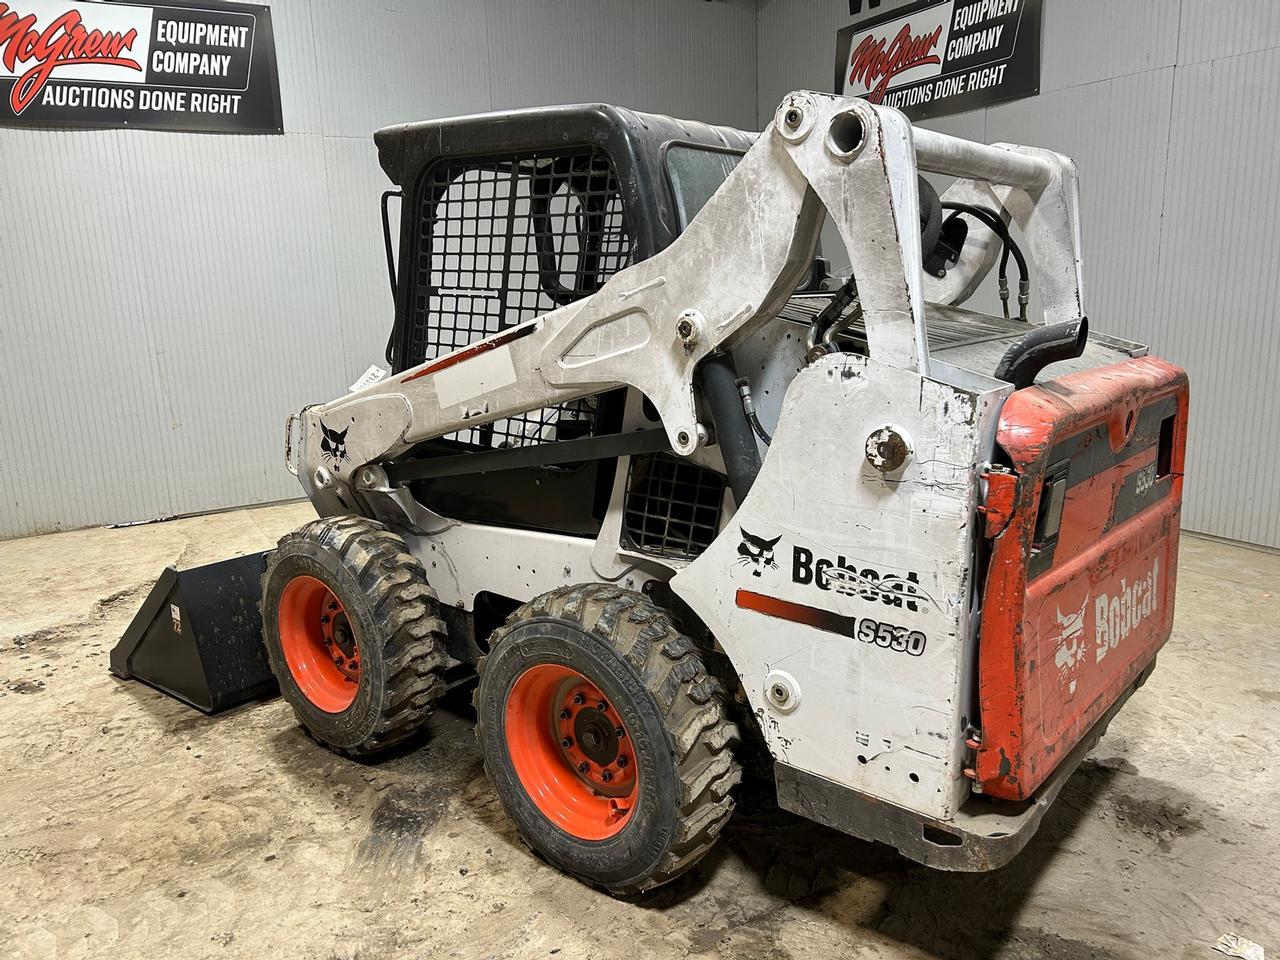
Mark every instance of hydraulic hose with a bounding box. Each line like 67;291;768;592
700;353;762;505
940;202;1030;320
821;298;863;348
806;276;860;356
735;378;773;447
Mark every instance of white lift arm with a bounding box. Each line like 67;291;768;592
291;91;1084;508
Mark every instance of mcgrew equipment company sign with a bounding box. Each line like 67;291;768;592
835;0;1041;122
0;0;282;132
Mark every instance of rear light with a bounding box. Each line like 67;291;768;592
1156;413;1176;478
1032;461;1070;550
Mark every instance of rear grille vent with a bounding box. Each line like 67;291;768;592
622;455;726;560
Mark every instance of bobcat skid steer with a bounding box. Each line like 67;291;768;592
265;92;1188;894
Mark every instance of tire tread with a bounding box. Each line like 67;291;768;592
481;582;742;894
263;516;448;757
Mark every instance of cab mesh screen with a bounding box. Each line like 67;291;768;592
406;147;630;447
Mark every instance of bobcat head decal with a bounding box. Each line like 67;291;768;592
1052;594;1089;678
737;528;782;577
319;420;349;462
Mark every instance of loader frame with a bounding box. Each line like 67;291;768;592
278;92;1183;870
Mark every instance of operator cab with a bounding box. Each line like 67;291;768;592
375;104;760;546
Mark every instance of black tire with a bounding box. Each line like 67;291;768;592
261;515;449;756
475;583;742;894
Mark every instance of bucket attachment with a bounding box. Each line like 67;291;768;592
110;551;278;713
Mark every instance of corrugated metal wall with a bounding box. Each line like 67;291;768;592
0;0;757;540
6;0;1278;549
758;0;1280;549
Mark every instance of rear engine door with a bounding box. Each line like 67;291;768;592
976;357;1189;800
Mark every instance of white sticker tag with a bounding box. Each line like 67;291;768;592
349;364;389;393
433;346;518;408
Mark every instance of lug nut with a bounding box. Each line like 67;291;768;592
617;755;629;768
561;737;573;749
573;693;584;705
329;602;338;611
601;770;613;783
578;761;589;774
559;709;571;720
597;701;608;712
320;615;329;624
616;726;625;738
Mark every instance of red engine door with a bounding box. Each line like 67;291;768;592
976;356;1189;800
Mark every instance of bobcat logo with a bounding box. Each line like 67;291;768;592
1051;594;1089;691
737;528;781;577
319;420;349;462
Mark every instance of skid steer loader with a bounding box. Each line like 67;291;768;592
263;92;1188;894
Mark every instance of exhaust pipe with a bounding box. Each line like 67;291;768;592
995;317;1089;389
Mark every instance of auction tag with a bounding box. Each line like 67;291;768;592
349;364;389;393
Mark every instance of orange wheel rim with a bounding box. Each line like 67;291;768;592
277;575;361;713
504;664;638;841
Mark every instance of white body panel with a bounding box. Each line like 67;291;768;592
670;354;1008;820
404;524;598;613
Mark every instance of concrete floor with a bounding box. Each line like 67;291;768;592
1;503;1277;960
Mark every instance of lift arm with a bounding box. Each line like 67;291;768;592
291;91;1084;515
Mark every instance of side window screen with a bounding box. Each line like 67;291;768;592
406;147;630;448
665;145;742;230
410;148;630;369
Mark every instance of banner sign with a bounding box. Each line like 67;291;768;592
835;0;1041;122
0;0;282;132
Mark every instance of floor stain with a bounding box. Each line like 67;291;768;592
1110;792;1204;851
5;679;45;694
1091;756;1140;775
998;928;1130;960
352;783;449;874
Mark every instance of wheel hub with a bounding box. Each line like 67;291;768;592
574;711;617;763
323;608;360;681
278;575;361;713
504;664;638;840
558;681;632;795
